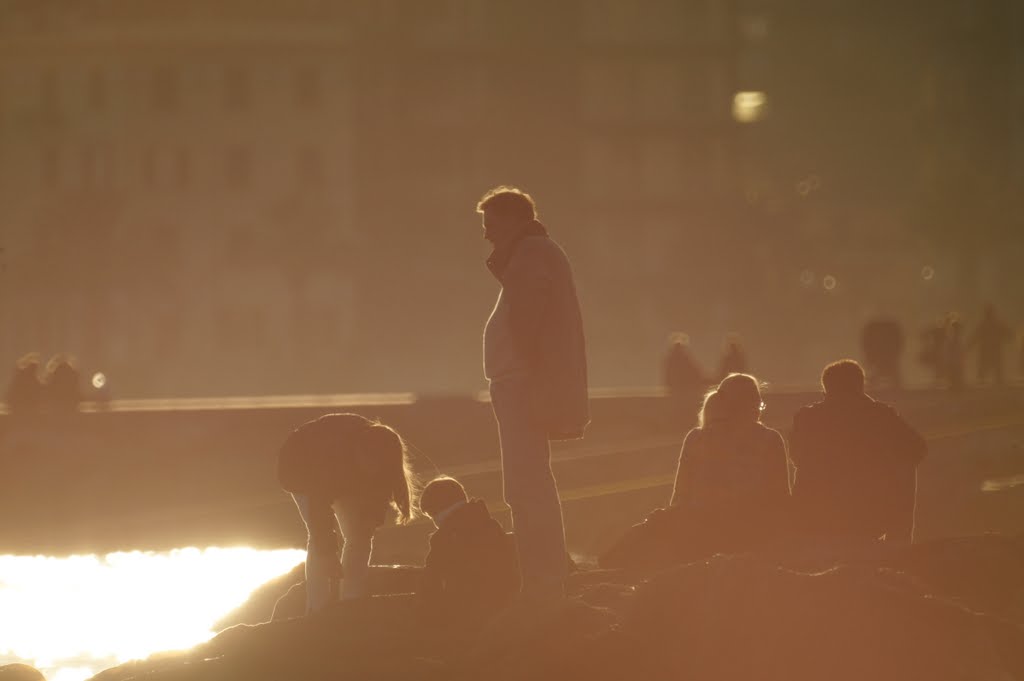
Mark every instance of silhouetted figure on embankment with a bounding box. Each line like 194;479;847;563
276;413;415;613
43;353;82;413
418;476;520;621
918;318;947;385
663;332;705;397
5;353;44;414
716;333;748;382
789;360;926;545
861;316;904;390
970;304;1012;386
943;317;967;392
478;186;589;601
600;373;790;569
1019;328;1024;380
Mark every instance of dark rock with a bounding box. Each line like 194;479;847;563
622;557;1023;681
0;664;46;681
88;536;1024;681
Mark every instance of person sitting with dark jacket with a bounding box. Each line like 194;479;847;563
418;476;519;621
790;359;927;545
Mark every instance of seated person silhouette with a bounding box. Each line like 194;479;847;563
418;476;519;621
6;353;44;414
789;360;927;545
277;413;415;614
600;373;790;569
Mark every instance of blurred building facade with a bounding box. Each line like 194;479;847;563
0;0;1021;397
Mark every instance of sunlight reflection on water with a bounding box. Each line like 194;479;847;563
0;547;305;681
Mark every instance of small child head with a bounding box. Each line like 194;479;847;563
420;476;469;524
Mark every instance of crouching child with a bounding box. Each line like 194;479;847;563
418;476;520;621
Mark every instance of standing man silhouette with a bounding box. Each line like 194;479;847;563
477;186;589;601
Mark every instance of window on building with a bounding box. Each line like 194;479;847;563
637;62;683;122
39;69;58;113
581;137;637;198
41;148;60;189
81;147;114;188
580;61;632;123
81;148;99;187
294;67;323;110
152;67;180;112
639;139;683;198
142;147;158;188
87;69;107;110
225;147;252;189
296;147;325;187
224;68;252;111
174;148;191;189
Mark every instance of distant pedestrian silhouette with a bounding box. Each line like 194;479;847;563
418;476;519;620
861;317;904;390
969;304;1012;386
789;360;926;544
918;318;947;385
42;354;82;413
663;333;705;395
478;185;588;600
277;413;414;612
6;353;44;414
716;334;748;381
943;317;966;392
1018;328;1024;380
600;373;790;569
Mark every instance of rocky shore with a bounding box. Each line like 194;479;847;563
24;533;1016;681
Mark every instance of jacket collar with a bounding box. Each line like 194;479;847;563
486;219;548;282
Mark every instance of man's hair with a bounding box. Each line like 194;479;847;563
419;476;468;518
476;186;536;221
821;359;865;395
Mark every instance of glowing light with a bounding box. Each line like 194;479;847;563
0;547;305;681
799;270;815;287
921;266;935;281
732;91;767;123
91;373;106;389
823;275;837;291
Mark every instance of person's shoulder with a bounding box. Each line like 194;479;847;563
792;400;826;423
864;397;903;421
680;427;706;453
683;426;705;443
754;422;786;444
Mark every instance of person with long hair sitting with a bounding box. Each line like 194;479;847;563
600;374;790;569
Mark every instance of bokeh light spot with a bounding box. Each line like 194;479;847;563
732;91;767;123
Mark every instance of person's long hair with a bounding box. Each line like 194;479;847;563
361;421;416;524
699;373;764;430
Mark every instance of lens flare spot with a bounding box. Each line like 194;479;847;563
0;547;305;681
732;91;767;123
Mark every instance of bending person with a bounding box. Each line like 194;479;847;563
277;413;414;613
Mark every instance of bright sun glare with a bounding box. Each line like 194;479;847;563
0;547;305;681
